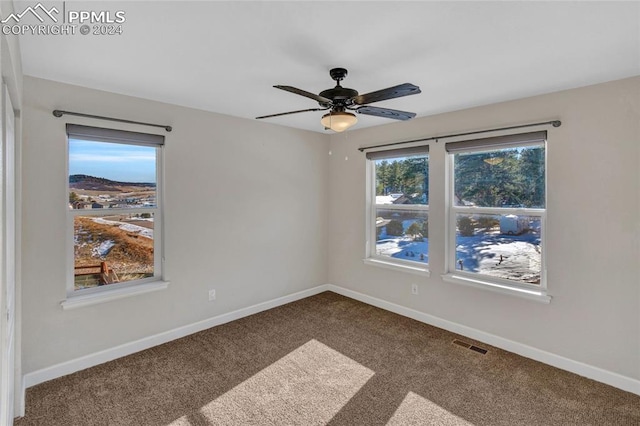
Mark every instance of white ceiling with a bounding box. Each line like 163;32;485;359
15;1;640;133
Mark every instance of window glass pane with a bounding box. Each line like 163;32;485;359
74;213;154;290
375;209;428;264
453;145;544;208
69;139;157;210
375;154;428;205
455;213;541;284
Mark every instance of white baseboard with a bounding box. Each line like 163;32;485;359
21;282;639;409
326;284;640;396
22;284;330;391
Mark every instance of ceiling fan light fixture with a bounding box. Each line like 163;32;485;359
321;111;358;132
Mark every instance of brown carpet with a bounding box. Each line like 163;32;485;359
15;291;640;425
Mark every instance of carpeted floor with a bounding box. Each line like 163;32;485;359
15;291;640;425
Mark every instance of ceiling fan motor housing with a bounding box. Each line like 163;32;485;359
319;86;358;106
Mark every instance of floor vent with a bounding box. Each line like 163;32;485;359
469;345;488;354
452;339;488;354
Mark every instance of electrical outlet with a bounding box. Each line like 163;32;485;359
208;289;216;301
411;284;418;295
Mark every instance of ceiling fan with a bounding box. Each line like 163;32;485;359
256;68;421;132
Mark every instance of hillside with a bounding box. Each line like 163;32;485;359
74;216;154;289
69;174;155;192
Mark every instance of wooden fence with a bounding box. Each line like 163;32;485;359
74;262;119;285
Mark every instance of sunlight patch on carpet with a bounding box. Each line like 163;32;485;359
386;391;473;425
168;339;374;425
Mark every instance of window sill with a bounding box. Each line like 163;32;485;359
61;280;170;310
441;273;551;303
363;258;431;277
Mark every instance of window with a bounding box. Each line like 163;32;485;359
445;131;546;294
67;124;164;294
366;146;429;272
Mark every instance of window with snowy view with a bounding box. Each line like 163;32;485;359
447;131;546;288
67;124;163;292
368;147;429;268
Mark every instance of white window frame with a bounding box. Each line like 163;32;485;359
443;131;550;302
364;146;430;276
64;124;165;301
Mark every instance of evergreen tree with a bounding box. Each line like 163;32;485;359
375;155;428;202
374;146;544;216
376;160;390;195
519;147;545;207
453;147;544;208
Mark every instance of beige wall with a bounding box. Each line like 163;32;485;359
21;76;329;373
327;76;640;380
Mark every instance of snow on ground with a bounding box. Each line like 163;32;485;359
92;217;154;239
456;233;542;283
376;237;429;263
377;218;429;263
376;227;540;283
457;232;540;283
92;240;115;258
479;240;540;282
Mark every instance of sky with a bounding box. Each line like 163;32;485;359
69;139;156;183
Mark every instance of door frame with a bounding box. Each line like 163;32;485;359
0;81;16;424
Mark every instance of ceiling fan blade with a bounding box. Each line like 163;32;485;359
353;83;421;105
256;108;328;119
274;85;333;105
355;106;416;121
